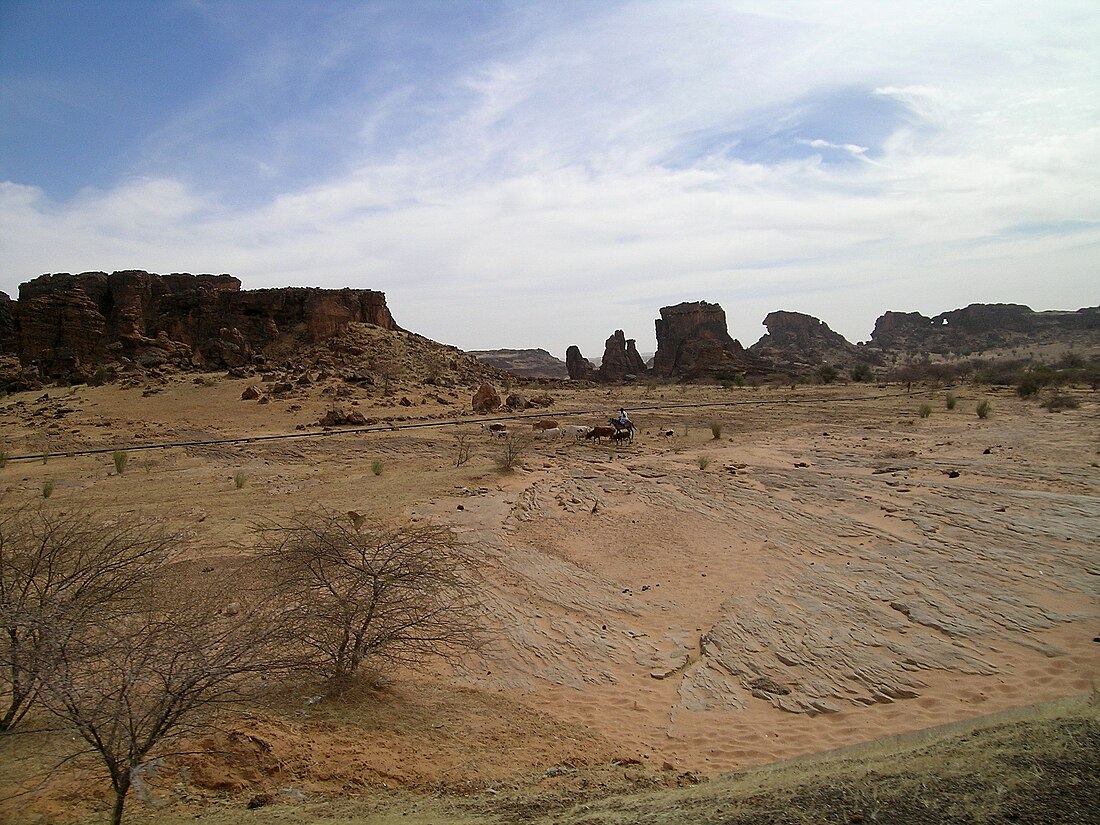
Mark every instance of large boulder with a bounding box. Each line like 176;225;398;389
472;383;501;413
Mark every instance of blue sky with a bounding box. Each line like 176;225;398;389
1;0;1097;357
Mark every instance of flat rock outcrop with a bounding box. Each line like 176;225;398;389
749;310;861;369
652;301;758;380
869;303;1100;356
1;270;398;382
469;349;569;379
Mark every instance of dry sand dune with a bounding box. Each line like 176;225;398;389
0;377;1097;819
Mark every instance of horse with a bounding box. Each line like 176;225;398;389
609;416;636;435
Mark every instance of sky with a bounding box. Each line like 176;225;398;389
1;0;1098;359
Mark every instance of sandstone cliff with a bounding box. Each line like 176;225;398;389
469;348;569;379
565;345;596;382
596;330;648;382
652;301;759;380
749;310;862;369
868;303;1100;356
1;270;397;382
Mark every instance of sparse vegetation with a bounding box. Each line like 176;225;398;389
919;404;932;418
1042;391;1080;412
0;506;175;732
495;433;527;472
41;480;54;498
818;365;839;384
850;362;874;383
0;447;7;469
453;433;472;467
709;420;723;439
371;459;384;476
698;455;710;470
254;507;483;683
112;449;128;475
945;393;957;410
234;470;248;489
976;399;992;419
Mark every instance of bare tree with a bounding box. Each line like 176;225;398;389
0;506;173;732
37;565;294;825
254;508;484;682
495;432;529;472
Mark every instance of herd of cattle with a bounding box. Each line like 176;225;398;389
479;419;666;444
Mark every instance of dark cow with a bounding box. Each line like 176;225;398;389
585;426;616;443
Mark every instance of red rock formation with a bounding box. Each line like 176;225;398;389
749;310;861;369
869;303;1100;355
652;301;755;380
471;383;501;413
1;270;398;380
597;330;648;382
565;345;596;381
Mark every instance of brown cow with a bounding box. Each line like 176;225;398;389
585;426;616;443
531;419;559;431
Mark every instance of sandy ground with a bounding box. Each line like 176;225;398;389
0;374;1097;817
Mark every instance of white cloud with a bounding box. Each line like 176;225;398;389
2;1;1099;355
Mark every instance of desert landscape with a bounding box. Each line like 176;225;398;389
0;283;1097;823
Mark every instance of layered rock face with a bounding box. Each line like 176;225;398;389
749;310;861;369
597;330;648;382
469;348;569;379
2;270;397;381
870;303;1100;355
565;345;596;381
652;301;754;380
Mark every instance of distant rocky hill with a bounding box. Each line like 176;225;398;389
3;270;1096;390
568;301;1100;382
0;270;507;391
867;303;1100;357
469;348;569;379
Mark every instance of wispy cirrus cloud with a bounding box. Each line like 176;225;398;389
1;1;1097;356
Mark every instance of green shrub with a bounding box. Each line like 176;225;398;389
945;393;957;410
0;448;7;469
234;470;248;489
112;450;128;475
698;456;710;470
976;400;992;419
41;480;54;499
709;420;723;440
371;459;384;476
918;404;932;418
850;363;874;383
